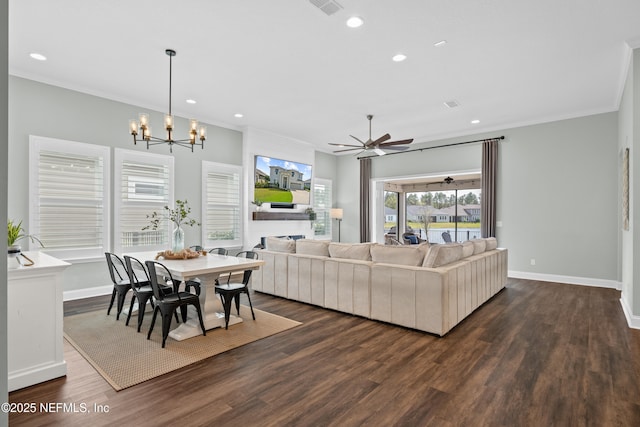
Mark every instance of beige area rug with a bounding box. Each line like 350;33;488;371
64;305;301;391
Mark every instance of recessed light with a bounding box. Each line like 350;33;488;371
234;113;244;118
434;40;447;47
471;119;480;124
346;16;364;28
29;53;47;61
392;53;407;62
186;99;196;104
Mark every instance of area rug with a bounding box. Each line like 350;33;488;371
64;305;301;391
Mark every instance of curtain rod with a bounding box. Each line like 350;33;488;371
356;135;505;160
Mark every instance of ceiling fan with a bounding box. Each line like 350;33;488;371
329;114;414;156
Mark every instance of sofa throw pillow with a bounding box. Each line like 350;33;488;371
328;242;372;261
295;239;330;257
422;243;463;268
471;239;486;255
266;236;296;253
405;234;419;244
370;244;425;266
484;237;498;251
461;241;475;258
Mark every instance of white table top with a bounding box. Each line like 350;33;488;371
123;251;264;280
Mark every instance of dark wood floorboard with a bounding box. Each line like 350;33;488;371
9;278;640;426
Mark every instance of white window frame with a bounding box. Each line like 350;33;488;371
113;149;174;254
313;178;332;240
201;161;243;248
29;135;111;261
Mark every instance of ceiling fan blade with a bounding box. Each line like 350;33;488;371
368;133;391;147
382;145;410;151
333;147;364;153
328;143;363;148
373;148;387;156
349;135;366;145
378;138;414;146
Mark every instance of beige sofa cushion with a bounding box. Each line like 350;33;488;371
370;244;425;266
484;237;498;251
328;242;372;261
295;239;330;257
422;243;463;268
461;241;475;258
266;236;296;253
471;239;486;255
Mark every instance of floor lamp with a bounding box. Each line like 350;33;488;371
330;208;343;242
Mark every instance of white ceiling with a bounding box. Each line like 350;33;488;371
8;0;640;154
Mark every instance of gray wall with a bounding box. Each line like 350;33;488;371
314;150;339;240
336;112;620;283
8;76;243;293
1;0;9;421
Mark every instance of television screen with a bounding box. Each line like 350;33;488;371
254;155;312;205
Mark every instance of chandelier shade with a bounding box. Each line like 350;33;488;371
129;49;206;152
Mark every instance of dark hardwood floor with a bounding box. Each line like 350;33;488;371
9;279;640;426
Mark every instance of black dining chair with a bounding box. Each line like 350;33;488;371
145;260;206;348
123;255;174;332
206;247;228;256
105;252;131;320
442;231;452;243
214;251;258;329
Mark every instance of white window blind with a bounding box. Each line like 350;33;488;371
202;161;242;248
29;136;110;260
313;178;332;238
113;149;174;253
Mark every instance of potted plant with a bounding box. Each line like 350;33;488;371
142;199;200;252
7;219;44;254
251;199;264;211
305;207;316;229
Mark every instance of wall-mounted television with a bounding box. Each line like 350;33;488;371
254;155;312;206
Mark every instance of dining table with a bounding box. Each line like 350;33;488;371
123;250;265;341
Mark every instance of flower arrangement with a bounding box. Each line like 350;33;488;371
142;199;200;231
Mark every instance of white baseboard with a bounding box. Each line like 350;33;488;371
63;285;112;301
620;294;640;329
508;270;622;290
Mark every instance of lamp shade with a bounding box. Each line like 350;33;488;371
330;208;343;220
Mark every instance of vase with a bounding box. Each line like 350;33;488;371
172;225;185;252
8;244;21;256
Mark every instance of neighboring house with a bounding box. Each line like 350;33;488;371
384;206;397;223
270;166;306;190
438;205;481;222
406;205;448;223
255;168;269;185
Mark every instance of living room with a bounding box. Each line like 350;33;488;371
2;1;640;425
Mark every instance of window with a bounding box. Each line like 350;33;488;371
29;135;110;260
202;161;242;248
113;149;174;253
384;191;398;233
313;178;332;239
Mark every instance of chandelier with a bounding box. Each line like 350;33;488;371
129;49;206;152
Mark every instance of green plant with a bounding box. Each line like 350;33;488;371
251;199;263;207
305;207;316;221
7;219;44;247
142;199;200;231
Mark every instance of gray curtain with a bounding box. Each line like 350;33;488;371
359;157;371;242
481;139;498;237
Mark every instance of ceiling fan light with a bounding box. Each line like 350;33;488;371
374;148;386;156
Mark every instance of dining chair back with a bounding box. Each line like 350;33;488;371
214;251;258;329
145;260;207;347
123;256;173;332
207;247;228;256
442;231;452;243
105;252;131;320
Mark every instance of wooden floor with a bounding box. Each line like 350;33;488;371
9;278;640;426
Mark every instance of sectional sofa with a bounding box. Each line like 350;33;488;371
251;237;508;336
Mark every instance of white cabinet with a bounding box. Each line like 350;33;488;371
7;251;70;391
